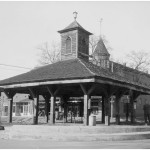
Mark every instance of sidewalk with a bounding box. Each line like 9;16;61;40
0;116;146;126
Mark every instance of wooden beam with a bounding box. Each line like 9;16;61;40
46;86;54;97
80;84;87;95
96;79;150;94
87;84;97;95
28;88;36;98
1;76;150;95
0;78;95;89
47;86;61;97
3;90;15;99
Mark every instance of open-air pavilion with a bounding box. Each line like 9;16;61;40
0;13;150;126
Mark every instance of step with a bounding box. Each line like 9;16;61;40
6;125;150;134
1;130;150;141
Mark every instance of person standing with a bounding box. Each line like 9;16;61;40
143;102;150;125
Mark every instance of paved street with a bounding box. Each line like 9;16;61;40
0;139;150;149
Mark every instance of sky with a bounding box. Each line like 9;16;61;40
0;1;150;80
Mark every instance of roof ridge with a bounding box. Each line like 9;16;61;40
112;61;150;77
77;59;96;76
58;20;92;35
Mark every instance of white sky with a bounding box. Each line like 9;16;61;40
0;1;150;80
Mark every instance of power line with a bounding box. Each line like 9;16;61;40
0;63;32;70
0;67;28;72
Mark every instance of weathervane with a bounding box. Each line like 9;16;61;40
73;11;78;20
100;18;103;38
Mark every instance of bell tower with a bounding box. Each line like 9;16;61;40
58;12;92;61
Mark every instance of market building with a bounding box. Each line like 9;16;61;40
0;13;150;126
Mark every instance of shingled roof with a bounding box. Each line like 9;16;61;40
93;38;110;56
58;20;92;35
0;59;94;86
0;58;150;90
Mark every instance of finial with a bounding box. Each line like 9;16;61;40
100;18;103;38
73;11;78;20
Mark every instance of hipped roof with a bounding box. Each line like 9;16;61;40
93;38;110;56
58;20;92;35
0;58;150;91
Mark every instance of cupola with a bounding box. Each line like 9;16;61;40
58;12;92;61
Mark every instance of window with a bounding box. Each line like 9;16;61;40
66;37;71;54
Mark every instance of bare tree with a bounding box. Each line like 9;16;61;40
37;42;61;66
37;35;112;66
89;35;99;54
125;50;150;73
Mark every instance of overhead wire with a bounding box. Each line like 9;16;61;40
0;63;32;70
0;67;28;72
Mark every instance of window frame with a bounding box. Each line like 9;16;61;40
65;36;72;55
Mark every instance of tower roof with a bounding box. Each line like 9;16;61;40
58;20;92;35
93;38;110;56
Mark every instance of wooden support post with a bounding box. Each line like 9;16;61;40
65;102;67;123
110;97;114;121
8;99;13;123
104;96;110;126
45;98;48;123
63;95;69;123
129;90;134;124
84;94;89;126
115;98;120;125
4;91;15;123
80;84;96;126
129;90;140;124
43;95;50;123
33;96;39;124
102;96;105;123
115;93;122;125
47;86;60;124
28;88;39;125
50;96;55;124
104;85;117;126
